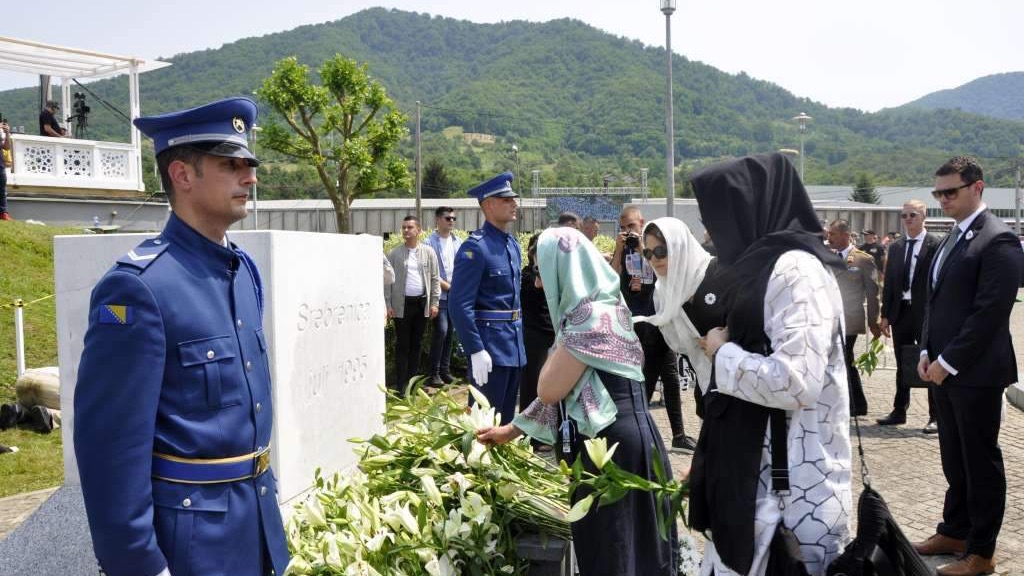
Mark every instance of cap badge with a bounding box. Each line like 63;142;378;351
232;117;246;133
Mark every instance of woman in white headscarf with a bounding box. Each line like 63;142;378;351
634;218;724;417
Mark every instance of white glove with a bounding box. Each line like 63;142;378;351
471;350;493;385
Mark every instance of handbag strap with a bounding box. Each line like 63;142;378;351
772;317;870;496
839;329;872;488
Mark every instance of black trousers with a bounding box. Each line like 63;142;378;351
844;335;869;417
636;323;685;438
519;328;555;413
934;384;1005;558
889;305;936;419
393;296;427;396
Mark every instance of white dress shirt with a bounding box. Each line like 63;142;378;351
901;229;928;301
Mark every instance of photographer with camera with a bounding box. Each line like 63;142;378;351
39;100;67;138
612;206;696;452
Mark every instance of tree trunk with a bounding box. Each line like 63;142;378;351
334;200;351;233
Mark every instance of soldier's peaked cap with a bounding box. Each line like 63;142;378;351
133;97;259;166
467;171;519;203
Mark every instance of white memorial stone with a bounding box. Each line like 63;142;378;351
54;230;386;504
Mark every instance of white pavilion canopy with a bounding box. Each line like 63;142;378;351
0;36;171;195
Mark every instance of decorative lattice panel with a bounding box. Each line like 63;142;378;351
100;151;129;179
63;148;93;177
23;145;56;174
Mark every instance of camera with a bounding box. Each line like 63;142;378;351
72;93;90;115
624;232;641;250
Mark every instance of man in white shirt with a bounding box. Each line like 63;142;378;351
877;200;940;432
384;215;440;395
426;207;462;386
913;156;1023;575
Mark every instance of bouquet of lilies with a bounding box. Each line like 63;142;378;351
283;386;575;575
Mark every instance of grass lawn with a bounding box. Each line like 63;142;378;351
0;220;81;498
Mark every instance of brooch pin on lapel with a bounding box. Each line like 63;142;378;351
704;293;717;305
965;230;975;241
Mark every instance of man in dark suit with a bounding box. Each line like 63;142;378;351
912;157;1023;576
877;200;940;432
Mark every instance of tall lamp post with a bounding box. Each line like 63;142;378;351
251;124;262;229
511;144;521;195
792;112;812;182
661;0;677;217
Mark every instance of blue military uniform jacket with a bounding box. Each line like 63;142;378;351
448;221;526;367
74;213;288;576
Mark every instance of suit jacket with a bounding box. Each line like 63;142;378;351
834;247;880;335
881;232;940;328
384;244;441;318
922;210;1023;388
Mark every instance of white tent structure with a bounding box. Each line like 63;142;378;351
0;36;170;196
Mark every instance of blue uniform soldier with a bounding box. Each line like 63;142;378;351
74;97;288;576
449;171;526;424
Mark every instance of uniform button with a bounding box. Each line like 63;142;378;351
182;498;192;508
153;239;162;245
236;319;243;328
255;402;262;413
260;486;268;497
206;350;215;360
245;361;253;371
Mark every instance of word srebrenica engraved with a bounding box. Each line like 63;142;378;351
296;301;373;332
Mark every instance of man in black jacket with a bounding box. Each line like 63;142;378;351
912;157;1024;576
876;200;940;432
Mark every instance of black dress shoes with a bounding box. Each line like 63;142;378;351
0;403;20;430
922;420;939;434
18;405;54;434
876;412;907;426
440;373;455;384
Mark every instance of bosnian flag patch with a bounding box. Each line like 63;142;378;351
99;304;133;325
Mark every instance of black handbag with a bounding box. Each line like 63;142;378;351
827;337;932;576
899;345;930;389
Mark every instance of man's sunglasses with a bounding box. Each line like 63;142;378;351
900;212;920;220
642;246;668;261
442;216;457;222
931;182;974;200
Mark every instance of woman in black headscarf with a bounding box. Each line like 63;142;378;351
688;153;852;576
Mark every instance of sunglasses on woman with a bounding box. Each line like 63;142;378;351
642;246;668;261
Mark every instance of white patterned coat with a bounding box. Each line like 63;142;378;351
700;250;853;576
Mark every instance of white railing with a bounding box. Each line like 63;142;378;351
8;133;143;192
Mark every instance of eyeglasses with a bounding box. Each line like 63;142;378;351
642;246;668;261
931;182;974;200
900;212;920;220
442;216;456;222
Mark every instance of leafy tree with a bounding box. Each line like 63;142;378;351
850;173;880;204
422;159;455;198
257;55;410;232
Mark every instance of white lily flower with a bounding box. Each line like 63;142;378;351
467;384;492;409
584;437;619;471
434;445;460;464
325;535;344;569
496;483;520;500
303;496;327;527
421;474;444;506
283;556;313;575
466;440;487;468
363;528;392;552
392;503;420;535
461;491;492;525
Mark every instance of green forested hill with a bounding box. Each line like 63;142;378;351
904;72;1024;122
2;8;1022;196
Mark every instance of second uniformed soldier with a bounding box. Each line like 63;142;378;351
449;171;526;424
74;97;288;576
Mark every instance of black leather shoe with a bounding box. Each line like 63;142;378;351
923;420;939;434
440;373;455;384
0;403;20;430
671;434;698;454
428;374;445;387
876;412;907;426
18;405;53;434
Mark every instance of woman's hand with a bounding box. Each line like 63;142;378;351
476;424;523;446
701;326;729;358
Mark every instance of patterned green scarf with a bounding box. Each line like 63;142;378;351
513;228;644;443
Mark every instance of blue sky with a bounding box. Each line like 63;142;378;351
1;0;1021;111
